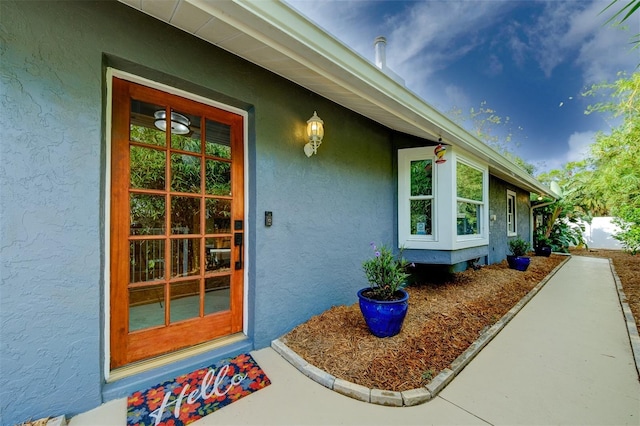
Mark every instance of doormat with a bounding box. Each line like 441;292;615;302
126;353;271;426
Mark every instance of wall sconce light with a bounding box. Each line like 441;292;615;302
304;111;324;157
154;110;191;135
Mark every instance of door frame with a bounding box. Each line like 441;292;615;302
103;68;250;380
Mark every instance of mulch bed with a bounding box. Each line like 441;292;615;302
282;255;565;392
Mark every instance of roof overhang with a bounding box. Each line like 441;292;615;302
118;0;558;198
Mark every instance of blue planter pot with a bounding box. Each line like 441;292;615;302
357;288;409;338
507;255;531;271
535;245;552;257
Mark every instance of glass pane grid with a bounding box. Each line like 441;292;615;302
126;98;237;333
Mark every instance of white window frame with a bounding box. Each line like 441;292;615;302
455;159;485;240
507;189;517;236
398;147;438;246
398;146;489;250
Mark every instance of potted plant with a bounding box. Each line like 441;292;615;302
507;236;531;271
534;230;552;257
358;242;413;338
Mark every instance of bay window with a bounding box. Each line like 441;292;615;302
398;146;488;250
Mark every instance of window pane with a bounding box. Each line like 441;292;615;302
205;159;231;196
170;280;200;323
130;146;165;190
205;199;231;233
171;196;201;234
457;162;483;201
410;199;432;235
130;99;166;147
457;202;481;235
171;153;201;193
130;240;165;283
130;194;165;235
205;276;230;315
170;110;200;152
171;238;200;278
206;237;231;273
411;160;432;196
205;119;231;159
129;285;165;331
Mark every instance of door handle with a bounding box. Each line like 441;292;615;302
234;232;243;270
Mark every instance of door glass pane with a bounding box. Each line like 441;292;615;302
411;160;432;196
205;276;230;315
411;199;432;235
171;196;200;234
170;110;200;152
457;162;483;201
130;194;165;235
457;202;481;235
171;153;201;193
205;199;231;233
130;99;166;147
206;237;231;273
205;119;231;159
130;240;165;283
205;159;231;196
171;238;200;278
130;146;165;190
170;280;200;323
129;285;165;331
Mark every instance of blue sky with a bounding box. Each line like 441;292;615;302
286;0;639;173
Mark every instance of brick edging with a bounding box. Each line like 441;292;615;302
271;256;571;407
609;259;640;379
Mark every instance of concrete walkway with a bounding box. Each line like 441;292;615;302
70;256;640;425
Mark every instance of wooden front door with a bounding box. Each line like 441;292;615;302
110;78;244;369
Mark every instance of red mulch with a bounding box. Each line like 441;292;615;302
283;255;566;391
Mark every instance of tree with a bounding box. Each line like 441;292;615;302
448;102;536;175
602;0;640;50
582;73;640;252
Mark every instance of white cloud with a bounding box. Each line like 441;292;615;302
517;0;637;85
566;130;596;162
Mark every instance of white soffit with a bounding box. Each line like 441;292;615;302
117;0;556;198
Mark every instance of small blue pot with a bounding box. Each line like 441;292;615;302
357;288;409;338
507;255;531;271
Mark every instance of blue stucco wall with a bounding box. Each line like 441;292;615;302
0;1;395;423
488;175;532;264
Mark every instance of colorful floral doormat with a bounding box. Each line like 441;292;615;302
127;353;271;426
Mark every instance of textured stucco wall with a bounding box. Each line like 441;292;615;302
0;1;395;423
0;2;104;423
488;175;532;264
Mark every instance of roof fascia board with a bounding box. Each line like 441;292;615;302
178;1;558;197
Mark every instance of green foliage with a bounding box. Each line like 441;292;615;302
362;243;412;301
533;229;552;248
583;73;640;250
421;369;435;382
448;102;536;175
534;196;588;253
602;0;640;50
537;73;639;255
508;237;531;257
613;206;640;254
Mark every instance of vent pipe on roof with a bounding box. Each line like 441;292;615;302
373;36;405;85
374;36;387;69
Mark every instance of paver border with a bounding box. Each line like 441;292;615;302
272;256;571;406
609;258;640;379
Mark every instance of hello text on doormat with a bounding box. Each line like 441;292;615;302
126;353;271;426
